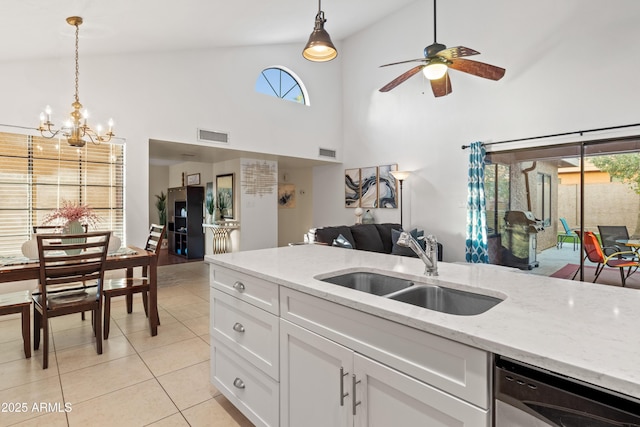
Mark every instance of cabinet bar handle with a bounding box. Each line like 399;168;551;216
339;367;349;406
233;281;245;292
352;374;361;416
233;322;246;333
233;377;246;389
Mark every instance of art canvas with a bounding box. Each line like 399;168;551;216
378;164;398;208
360;166;378;208
345;168;360;208
278;184;296;208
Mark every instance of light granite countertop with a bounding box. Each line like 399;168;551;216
206;244;640;399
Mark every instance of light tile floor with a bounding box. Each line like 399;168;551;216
0;261;254;427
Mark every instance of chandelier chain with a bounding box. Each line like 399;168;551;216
74;22;80;104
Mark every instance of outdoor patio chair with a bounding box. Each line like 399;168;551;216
557;217;579;250
598;225;634;258
571;231;640;287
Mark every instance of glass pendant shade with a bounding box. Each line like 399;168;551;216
422;62;448;80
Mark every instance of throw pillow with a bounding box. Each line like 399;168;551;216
350;224;386;253
390;228;418;257
332;234;354;249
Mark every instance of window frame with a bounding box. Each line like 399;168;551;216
255;65;310;106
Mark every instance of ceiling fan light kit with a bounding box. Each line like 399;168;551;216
378;0;505;97
303;0;338;62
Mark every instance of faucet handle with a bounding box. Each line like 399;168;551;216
425;234;438;251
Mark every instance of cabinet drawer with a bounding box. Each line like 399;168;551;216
281;287;490;409
211;289;279;380
211;266;279;315
211;342;279;427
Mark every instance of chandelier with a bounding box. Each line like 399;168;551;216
38;16;114;147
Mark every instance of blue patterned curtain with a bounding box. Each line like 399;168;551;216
465;141;489;263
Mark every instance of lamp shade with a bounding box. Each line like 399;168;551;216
303;11;338;62
422;62;448;80
390;170;411;181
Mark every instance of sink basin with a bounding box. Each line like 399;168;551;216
320;272;414;296
386;285;502;316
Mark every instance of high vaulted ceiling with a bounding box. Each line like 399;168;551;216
1;0;415;62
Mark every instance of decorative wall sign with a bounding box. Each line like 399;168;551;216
186;173;200;186
378;164;398;208
241;160;277;196
359;166;378;208
278;184;296;208
345;168;360;208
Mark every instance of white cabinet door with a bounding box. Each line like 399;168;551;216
280;319;353;427
353;353;490;427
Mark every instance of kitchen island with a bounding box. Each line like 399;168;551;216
207;244;640;426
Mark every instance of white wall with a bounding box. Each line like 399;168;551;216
149;164;170;226
320;0;640;261
240;158;278;251
0;42;342;247
278;167;313;246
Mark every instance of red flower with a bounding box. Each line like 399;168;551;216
42;200;101;229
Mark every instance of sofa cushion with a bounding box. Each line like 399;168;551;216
315;226;356;249
350;224;386;253
374;223;403;253
390;228;418;257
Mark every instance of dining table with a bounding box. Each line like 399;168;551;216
0;246;159;336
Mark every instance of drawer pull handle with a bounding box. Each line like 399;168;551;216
339;367;349;406
233;281;245;292
233;377;246;389
352;374;361;416
233;322;246;333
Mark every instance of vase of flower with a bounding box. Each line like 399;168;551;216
63;220;86;254
42;200;101;255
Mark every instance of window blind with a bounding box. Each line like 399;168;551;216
0;131;125;256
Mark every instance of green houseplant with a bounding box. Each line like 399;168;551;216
205;191;215;223
155;191;167;226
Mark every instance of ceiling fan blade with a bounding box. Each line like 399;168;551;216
430;73;452;97
380;58;427;68
448;58;505;80
379;65;425;92
437;46;480;60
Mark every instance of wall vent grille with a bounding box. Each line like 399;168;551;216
198;129;229;143
318;148;336;158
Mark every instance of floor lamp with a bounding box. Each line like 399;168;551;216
390;171;410;228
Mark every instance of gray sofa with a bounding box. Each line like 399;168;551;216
313;223;443;261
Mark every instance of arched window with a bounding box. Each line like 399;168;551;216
255;66;309;106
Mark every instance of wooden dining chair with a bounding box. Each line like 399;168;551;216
33;231;110;369
0;290;31;358
102;224;165;339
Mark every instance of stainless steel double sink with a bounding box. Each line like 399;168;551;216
319;271;502;316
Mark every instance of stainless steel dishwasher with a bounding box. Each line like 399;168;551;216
495;356;640;426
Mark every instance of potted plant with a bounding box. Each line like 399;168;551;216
217;191;229;220
155;191;167;226
205;191;215;223
42;200;101;254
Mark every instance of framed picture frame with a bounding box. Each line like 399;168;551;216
345;168;361;208
359;166;378;208
378;164;398;208
186;173;200;186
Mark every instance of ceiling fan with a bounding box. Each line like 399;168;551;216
378;0;505;97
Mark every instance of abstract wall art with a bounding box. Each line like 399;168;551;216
278;184;296;208
378;164;398;208
360;166;378;208
345;168;360;208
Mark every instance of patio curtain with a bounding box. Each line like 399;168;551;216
465;141;489;263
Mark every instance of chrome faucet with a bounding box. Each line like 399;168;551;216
397;232;438;276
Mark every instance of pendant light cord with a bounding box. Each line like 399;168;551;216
74;22;80;104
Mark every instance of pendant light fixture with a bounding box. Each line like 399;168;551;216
38;16;114;147
302;0;338;62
